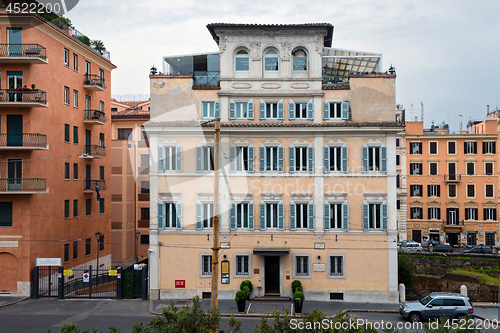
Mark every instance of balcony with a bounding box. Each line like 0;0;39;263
193;71;220;86
83;74;106;91
0;89;48;108
0;133;47;150
84;179;107;193
84;110;106;125
80;145;106;159
444;174;461;183
442;220;465;228
0;178;47;194
0;44;48;64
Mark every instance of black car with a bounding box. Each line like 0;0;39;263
433;244;454;253
464;245;492;254
428;240;440;246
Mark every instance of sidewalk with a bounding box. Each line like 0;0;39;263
472;303;500;321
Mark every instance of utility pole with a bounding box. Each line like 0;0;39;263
211;118;220;313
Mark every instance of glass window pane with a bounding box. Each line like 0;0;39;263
235;58;249;71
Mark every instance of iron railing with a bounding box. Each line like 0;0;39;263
443;220;465;226
322;70;350;84
0;178;46;192
0;88;47;104
444;174;461;182
193;71;220;85
84;179;107;192
0;43;47;59
83;145;106;158
83;74;106;89
63;266;118;299
0;133;47;148
84;110;106;123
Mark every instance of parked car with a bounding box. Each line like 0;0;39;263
400;242;423;253
428;240;440;246
433;244;454;253
464;245;492;254
398;240;414;247
400;292;474;322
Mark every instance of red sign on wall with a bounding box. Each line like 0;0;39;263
175;280;185;288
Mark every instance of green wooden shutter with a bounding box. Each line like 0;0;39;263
230;203;236;230
380;146;387;173
196;203;203;230
277;102;284;119
278;203;284;230
259;203;266;230
248;203;254;230
289;147;295;173
324;204;330;231
259;102;265;119
307;203;315;230
341;102;349;119
362;204;369;231
176;146;182;172
323;147;330;173
307;102;314;120
341;146;348;173
289;203;296;231
248;102;254;119
323;102;329;119
381;204;388;230
158;146;165;172
157;203;165;230
229;146;236;173
176;203;182;230
342;203;349;231
307;147;314;173
214;102;221;119
229;102;236;119
288;102;295;120
196;146;203;173
248;146;254;173
362;147;368;173
259;146;266;173
278;146;284;173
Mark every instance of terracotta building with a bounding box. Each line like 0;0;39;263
0;11;115;295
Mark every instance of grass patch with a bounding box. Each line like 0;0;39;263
450;269;499;286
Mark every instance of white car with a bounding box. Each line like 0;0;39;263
399;242;423;253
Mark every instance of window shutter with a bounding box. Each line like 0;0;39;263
494;209;497;220
157;203;165;230
277;146;285;173
341;146;348;173
259;102;266;119
464;142;467;154
362;146;368;173
214;102;221;119
196;146;203;173
437;208;441;220
307;203;314;231
380;146;387;173
493;142;496;153
418;142;422;154
381;204;388;230
483;208;487;220
176;203;182;230
230;203;236;230
289;203;296;231
288;102;295;120
248;146;254;173
307;102;314;120
196;203;203;230
437;185;440;197
323;102;329;120
341;101;349;119
323;147;330;173
229;102;236;119
278;203;284;230
176;146;182;172
362;204;369;230
277;102;285;119
342;203;349;231
427;185;431;197
248;102;254;119
324;204;330;231
428;207;431;220
456;208;459;221
289;147;295;174
259;146;266;173
473;142;477;154
229;146;236;173
259;203;266;230
307;146;314;173
248;203;254;230
158;146;165;172
482;141;486;154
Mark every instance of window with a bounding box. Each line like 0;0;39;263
289;102;311;120
467;232;477;246
117;128;132;141
64;86;70;104
86;199;91;216
466;208;478;220
486;184;494;198
485;232;495;246
64;48;69;66
465;141;477;154
484;208;497;221
410;184;422;197
265;147;278;171
467;184;475;198
448;184;457;198
485;162;494;175
327;203;343;229
263;49;279;77
410;163;422;175
429;142;437;155
428;207;440;220
466;162;475;175
230;146;254;172
329;256;344;277
111;107;117;112
99;235;104;251
85;95;91;109
64;243;69;262
236;255;250;275
64;162;70;180
159;146;180;172
229;101;254;119
483;141;496;154
85;238;91;256
292;48;307;71
71;163;77;181
447;208;459;224
266;102;279;119
410;142;422;154
429;162;438;175
294;203;309;229
410;207;422;219
266;203;278;229
158;202;178;229
73;126;78;144
364;203;387;230
397;200;401;210
64;124;70;142
0;202;13;227
230;203;253;230
99;68;104;80
362;146;387;172
99;101;104;112
323;102;348;120
201;255;211;276
140;235;149;245
396;154;400;166
85;60;90;74
64;200;70;218
291;146;314;173
324;146;347;172
73;200;78;217
396;138;400;147
141;154;149;167
201;101;220;118
293;147;309;172
428;184;440;197
73;90;78;107
200;202;214;229
141;207;150;221
295;255;309;276
196;146;214;171
73;53;78;71
73;241;78;260
448;141;456;154
234;49;249;78
99;198;104;214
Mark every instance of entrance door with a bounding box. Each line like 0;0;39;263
412;230;422;243
7;159;22;190
86;164;91;190
85;129;91;154
447;232;459;246
448;163;456;181
7;115;23;146
264;256;280;295
7;71;23;102
7;28;22;56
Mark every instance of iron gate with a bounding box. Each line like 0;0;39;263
63;266;121;299
33;266;60;298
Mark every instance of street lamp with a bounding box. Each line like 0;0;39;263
95;231;102;282
135;231;141;263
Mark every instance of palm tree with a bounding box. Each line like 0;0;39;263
91;40;106;55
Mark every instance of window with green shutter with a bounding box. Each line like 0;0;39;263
64;124;70;142
0;202;13;227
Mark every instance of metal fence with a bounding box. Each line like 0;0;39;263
84;145;106;158
406;288;498;303
0;178;47;192
0;133;47;148
33;266;59;298
193;71;220;85
0;43;47;59
84;110;106;123
63;266;121;299
84;74;106;89
0;89;47;104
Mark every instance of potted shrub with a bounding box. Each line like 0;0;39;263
293;291;305;314
240;280;253;300
235;290;247;313
291;280;302;295
31;84;36;90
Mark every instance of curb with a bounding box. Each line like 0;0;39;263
0;297;29;309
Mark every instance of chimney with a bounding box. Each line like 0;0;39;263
459;115;462;134
414;116;418;122
487;105;490;115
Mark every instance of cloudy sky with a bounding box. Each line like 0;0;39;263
66;0;499;130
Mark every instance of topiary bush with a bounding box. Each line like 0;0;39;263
291;280;302;294
235;290;247;303
240;280;253;297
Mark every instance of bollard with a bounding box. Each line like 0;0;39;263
460;285;467;297
399;283;406;303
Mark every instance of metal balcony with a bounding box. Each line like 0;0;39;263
442;220;465;227
0;89;48;108
84;110;106;125
444;174;461;183
0;178;47;194
80;145;106;159
0;44;48;64
83;74;106;91
84;179;107;193
0;133;47;150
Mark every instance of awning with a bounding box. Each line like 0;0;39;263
253;248;290;256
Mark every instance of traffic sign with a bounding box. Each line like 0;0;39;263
83;272;89;283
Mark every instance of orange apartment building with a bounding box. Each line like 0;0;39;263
110;99;150;267
0;11;115;295
405;121;498;247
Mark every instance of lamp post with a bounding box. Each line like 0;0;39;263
95;231;102;283
135;231;141;263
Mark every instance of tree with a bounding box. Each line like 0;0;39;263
398;254;416;289
91;40;106;55
51;17;74;30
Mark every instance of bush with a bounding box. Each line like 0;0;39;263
235;290;247;303
398;254;415;288
242;286;250;299
77;35;91;47
240;280;253;296
293;291;305;305
291;280;302;294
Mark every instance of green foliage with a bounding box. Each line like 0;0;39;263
227;314;242;333
240;280;253;295
59;324;80;333
235;290;247;302
293;291;304;305
398;254;416;288
91;40;106;55
31;84;36;89
51;17;73;30
242;286;250;298
291;280;302;294
424;317;480;333
77;35;91;47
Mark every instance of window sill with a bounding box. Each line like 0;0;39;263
327;275;346;279
291;119;313;123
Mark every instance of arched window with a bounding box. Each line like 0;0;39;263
263;49;279;78
234;49;249;78
292;48;307;78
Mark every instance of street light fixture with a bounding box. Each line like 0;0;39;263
95;231;102;283
135;231;141;263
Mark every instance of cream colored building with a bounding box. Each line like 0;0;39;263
146;23;401;303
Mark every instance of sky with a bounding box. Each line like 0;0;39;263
66;0;500;131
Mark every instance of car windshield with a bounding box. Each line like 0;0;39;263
419;295;432;305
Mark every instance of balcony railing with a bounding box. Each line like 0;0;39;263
0;44;47;63
83;74;106;91
443;220;465;226
84;110;106;124
0;89;47;106
82;145;106;158
0;178;47;193
84;179;107;192
444;174;461;182
193;71;220;85
0;133;47;149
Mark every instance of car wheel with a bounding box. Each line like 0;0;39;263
409;312;421;323
455;314;466;321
